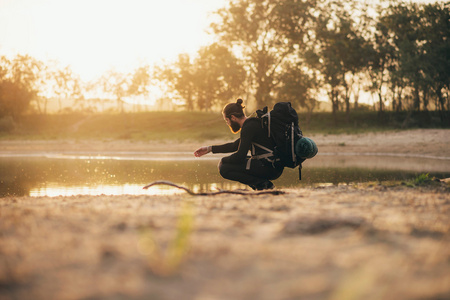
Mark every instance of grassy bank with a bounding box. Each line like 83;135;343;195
2;112;233;141
1;110;449;141
300;110;450;133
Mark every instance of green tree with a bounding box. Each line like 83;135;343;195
379;2;427;112
155;44;246;111
128;65;151;98
211;0;316;107
0;55;42;118
85;79;112;112
193;43;246;110
305;0;369;122
52;65;82;112
275;62;317;114
0;79;34;118
158;54;196;111
100;69;129;112
420;2;450;116
367;5;396;113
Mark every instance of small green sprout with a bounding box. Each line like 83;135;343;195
412;173;432;186
138;202;194;277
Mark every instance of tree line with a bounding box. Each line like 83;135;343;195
0;0;449;122
0;55;153;116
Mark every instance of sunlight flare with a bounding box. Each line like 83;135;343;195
0;0;225;81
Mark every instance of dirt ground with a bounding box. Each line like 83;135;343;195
1;184;449;300
1;129;449;158
0;129;449;300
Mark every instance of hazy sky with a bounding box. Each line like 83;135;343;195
0;0;226;81
0;0;441;82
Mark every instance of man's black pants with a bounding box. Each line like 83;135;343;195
218;158;283;187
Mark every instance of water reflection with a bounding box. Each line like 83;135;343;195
0;157;243;197
29;184;184;197
0;153;449;197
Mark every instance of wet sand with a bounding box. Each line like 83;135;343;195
1;129;449;158
1;184;449;300
1;129;450;300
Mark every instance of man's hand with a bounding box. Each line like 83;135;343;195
194;146;211;157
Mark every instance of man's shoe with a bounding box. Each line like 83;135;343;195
252;180;274;190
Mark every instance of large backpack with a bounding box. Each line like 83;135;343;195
255;102;317;180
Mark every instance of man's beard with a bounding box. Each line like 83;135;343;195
229;120;241;133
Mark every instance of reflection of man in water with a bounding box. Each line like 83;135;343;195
194;99;284;190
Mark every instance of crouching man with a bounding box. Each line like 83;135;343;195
194;99;284;190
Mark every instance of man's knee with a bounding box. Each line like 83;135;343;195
218;159;230;179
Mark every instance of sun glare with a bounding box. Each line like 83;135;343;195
1;0;436;83
29;183;185;197
0;0;225;81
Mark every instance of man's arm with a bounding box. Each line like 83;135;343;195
221;120;257;164
194;139;240;157
211;139;240;154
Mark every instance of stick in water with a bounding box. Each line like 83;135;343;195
142;181;285;196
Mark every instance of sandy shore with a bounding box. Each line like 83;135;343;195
1;129;450;158
1;129;450;300
1;183;449;300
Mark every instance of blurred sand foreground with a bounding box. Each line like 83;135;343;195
1;129;449;300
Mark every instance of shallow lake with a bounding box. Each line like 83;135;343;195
1;152;449;197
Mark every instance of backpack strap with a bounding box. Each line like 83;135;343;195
291;122;296;164
298;158;306;180
245;142;277;170
252;142;273;155
260;111;271;137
